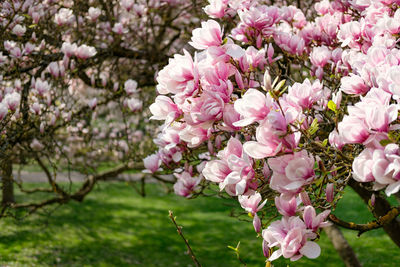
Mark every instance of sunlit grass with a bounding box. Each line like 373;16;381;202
0;183;398;266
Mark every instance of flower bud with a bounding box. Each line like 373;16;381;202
0;103;8;120
262;240;270;258
300;191;311;206
326;183;334;202
215;135;222;150
253;214;261;233
88;98;97;110
207;140;214;155
263;163;271;181
370;193;376;207
40;122;45;133
263;69;272;91
113;82;119;92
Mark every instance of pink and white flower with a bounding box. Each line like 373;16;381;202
190;20;223;50
268;150;315;194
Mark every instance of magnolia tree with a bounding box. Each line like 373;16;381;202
146;0;400;265
0;0;204;215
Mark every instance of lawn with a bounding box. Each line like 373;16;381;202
0;182;398;266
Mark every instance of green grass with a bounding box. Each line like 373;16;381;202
0;183;398;266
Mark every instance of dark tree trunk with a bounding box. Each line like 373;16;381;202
349;179;400;248
1;158;15;205
324;224;362;267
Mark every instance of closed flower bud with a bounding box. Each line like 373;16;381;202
326;183;334;202
253;214;262;233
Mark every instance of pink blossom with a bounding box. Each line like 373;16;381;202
275;194;297;217
233;89;274;127
338;88;398;146
126;98;142;112
262;216;320;261
281;6;306;29
88;98;97;110
338;21;361;49
340;74;369;95
222;104;241;131
338;116;369;144
310;46;331;68
287;79;324;109
303;206;331;232
184;91;225;125
173;171;202;198
34;78;50;96
386;66;400;96
266;43;281;65
263;69;272;91
121;0;134;11
238;5;280;31
200;61;233;102
12;24;26;36
143;153;161;173
331;48;343;63
329;129;345;150
124;79;138;95
190;20;223;50
75;45;97;60
87;7;101;21
156;50;199;100
31;12;41;24
54;8;74;26
352;148;378;183
238;46;267;72
30;102;40;115
314;0;331;15
111;23;126;35
154;122;183;150
202;137;255;195
61;42;77;57
353;145;400;196
238;191;267;215
268;150;315;194
4;40;16;51
179;124;210;148
10;47;22;58
243;111;299;159
204;0;228;18
48;62;60;78
275;33;305;56
4;92;20;111
202;159;231;184
149;95;181;123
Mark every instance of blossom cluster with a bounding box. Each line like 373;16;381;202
146;0;400;263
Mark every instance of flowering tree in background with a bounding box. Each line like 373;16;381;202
0;0;204;215
147;0;400;265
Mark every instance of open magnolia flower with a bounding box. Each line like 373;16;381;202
145;0;400;264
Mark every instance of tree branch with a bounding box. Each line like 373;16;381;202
168;210;202;267
329;206;400;236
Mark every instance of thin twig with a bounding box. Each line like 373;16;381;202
168;210;202;267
